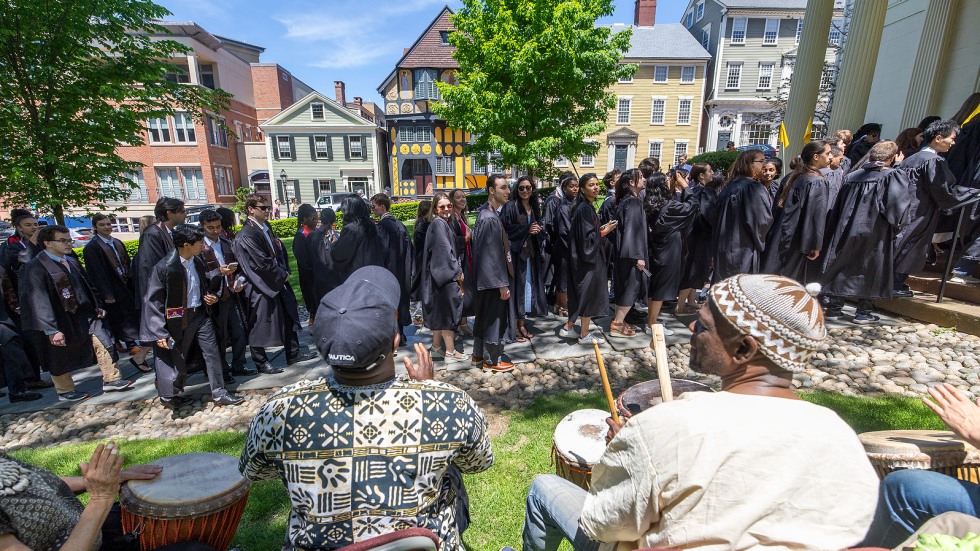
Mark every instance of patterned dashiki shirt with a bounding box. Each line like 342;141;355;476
240;375;494;550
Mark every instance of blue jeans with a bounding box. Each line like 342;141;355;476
865;469;980;547
522;475;601;551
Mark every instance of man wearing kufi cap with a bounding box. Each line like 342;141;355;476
520;274;880;551
240;266;493;551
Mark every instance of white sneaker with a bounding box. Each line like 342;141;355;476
578;332;605;345
558;326;573;338
951;273;980;284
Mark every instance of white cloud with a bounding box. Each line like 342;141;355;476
310;40;402;69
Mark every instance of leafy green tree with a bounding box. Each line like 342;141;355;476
0;0;231;224
435;0;633;179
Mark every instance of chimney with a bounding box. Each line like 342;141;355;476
634;0;657;26
334;80;347;107
353;97;363;107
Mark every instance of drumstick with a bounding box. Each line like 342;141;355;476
652;324;673;402
593;339;621;426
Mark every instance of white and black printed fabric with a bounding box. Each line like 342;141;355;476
240;376;494;550
0;452;86;550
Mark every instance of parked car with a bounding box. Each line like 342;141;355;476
315;192;368;213
0;222;13;241
184;204;216;225
736;144;779;157
70;227;94;248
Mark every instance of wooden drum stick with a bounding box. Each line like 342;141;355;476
593;339;621;426
652;324;673;402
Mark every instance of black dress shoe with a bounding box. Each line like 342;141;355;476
232;366;259;376
223;372;236;385
25;380;54;389
286;350;316;365
213;394;245;406
893;289;914;298
160;396;190;410
256;362;284;375
9;391;43;403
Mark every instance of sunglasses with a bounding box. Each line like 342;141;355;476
437;204;453;211
518;186;533;191
255;205;272;211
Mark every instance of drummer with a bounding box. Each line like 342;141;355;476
520;274;880;550
0;442;217;550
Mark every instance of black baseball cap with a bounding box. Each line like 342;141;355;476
313;266;399;370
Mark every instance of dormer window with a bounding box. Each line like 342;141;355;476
439;31;450;45
311;102;325;120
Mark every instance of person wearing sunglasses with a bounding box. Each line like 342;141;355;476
501;176;547;341
711;149;773;282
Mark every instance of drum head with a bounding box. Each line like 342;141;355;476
553;409;609;468
618;379;714;417
121;452;250;519
859;430;979;455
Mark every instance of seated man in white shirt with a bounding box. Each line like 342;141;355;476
520;274;880;550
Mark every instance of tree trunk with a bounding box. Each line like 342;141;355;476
53;203;65;226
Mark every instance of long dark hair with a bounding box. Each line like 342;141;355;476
416;199;432;224
616;169;640;205
341;196;376;239
512;176;540;218
644;172;670;216
725;149;764;186
777;140;828;208
575;173;598;207
690;163;711;186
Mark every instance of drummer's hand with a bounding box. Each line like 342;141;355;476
80;442;124;503
404;343;434;381
924;383;980;447
605;416;625;445
119;464;163;482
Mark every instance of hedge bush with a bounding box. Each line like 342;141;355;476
688;150;740;175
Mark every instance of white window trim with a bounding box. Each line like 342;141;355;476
676;97;693;126
310;102;325;120
757;63;775;90
673;139;691;165
579;152;595;168
616;96;632;125
796;19;803;45
618;71;634;84
731;17;747;44
348;135;364;159
653;65;669;83
763;18;779;46
554;156;569;168
696;1;705;22
277;135;292;159
680;65;696;84
701;24;711;51
725;63;743;90
314;135;330;159
647;139;664;160
650;96;667;125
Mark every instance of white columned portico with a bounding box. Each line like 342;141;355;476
827;0;887;133
782;0;833;162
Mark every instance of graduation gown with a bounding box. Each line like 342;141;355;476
330;219;383;284
613;196;648;306
648;192;699;301
201;236;248;372
83;236;140;343
233;218;301;348
472;203;513;345
821;164;913;299
377;214;413;327
948;119;980;189
680;186;718;290
0;265;21;345
712;176;773;282
893;149;971;275
135;223;173;303
18;252;114;375
420;217;462;331
568;200;609;319
762;172;829;283
0;235;40;292
310;227;343;309
542;193;574;295
292;228;316;315
501;199;548;319
539;192;560;295
824;167;845;212
449;212;476;317
410;219;429;302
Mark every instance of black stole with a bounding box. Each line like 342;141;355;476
96;236;129;280
245;218;286;266
37;253;82;314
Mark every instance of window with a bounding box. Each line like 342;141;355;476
731;18;747;44
164;65;191;84
417;126;431;142
348;136;363;159
673;142;689;165
677;99;692;125
650;98;666;124
653;65;668;83
147;118;170;144
435;156;455;175
580;152;594;167
439;31;450;45
198;64;215;89
681;66;695;83
616;97;631;124
829;19;842;45
214;166;234;196
277;136;292;159
725;63;742;89
696;1;705;21
821;64;836;88
233;121;243;141
348;177;369;195
619;71;633;84
311;103;325;120
764;19;779;45
182;168;206;201
414;69;439;100
398;126;414;142
119;172;148;202
685;11;694;28
110;217;139;233
207;117;227;147
314;135;330;159
811;123;826;141
796;20;803;44
758;63;774;89
156;168;180;198
244;124;253;141
471;156;487;174
701;26;711;50
648;140;663;161
554;156;569;167
743;123;772;145
173;112;196;143
318;179;333;197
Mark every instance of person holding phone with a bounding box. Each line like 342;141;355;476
645;170;699;333
609;168;646;338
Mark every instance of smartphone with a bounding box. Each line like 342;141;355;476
227;262;239;271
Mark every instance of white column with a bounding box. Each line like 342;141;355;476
900;0;955;129
782;0;834;162
186;54;200;85
828;0;887;133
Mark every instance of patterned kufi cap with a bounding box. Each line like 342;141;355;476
709;274;826;373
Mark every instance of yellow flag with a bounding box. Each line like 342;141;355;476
964;103;980;126
803;117;813;143
778;121;790;151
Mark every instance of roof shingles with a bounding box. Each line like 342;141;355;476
399;8;458;70
605;23;711;60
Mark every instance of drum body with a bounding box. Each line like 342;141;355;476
120;452;251;551
859;430;980;483
616;379;714;420
552;409;609;489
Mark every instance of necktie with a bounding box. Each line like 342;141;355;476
61;259;71;273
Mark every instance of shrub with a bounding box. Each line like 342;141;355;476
389;201;423;222
688;150;740;175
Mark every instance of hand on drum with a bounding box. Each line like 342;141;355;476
404;342;434;381
80;442;125;503
605;416;625;445
924;383;980;447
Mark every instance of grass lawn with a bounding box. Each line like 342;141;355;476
12;390;947;550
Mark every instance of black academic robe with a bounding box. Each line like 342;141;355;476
648;192;699;301
613;196;648;306
233;218;301;348
712;176;773;282
821;165;913;299
472;203;513;344
377;214;413;328
824;167;845;213
0;235;40;292
421;217;462;331
410;219;429;302
845;137;875;167
18;253;114;375
135;223;173;303
83;236;140;343
139;252;211;366
544;196;574;295
893;149;971;275
501;199;548;319
949;119;980;189
310;227;343;310
0;265;20;345
568;199;609;319
680;186;718;290
539;192;560;295
292;228;316;316
762;172;829;284
449;212;476;317
330;219;383;284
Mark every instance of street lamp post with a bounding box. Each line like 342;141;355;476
279;169;288;216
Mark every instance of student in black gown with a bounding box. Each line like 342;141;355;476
309;208;342;309
948;95;980;280
762;140;832;283
761;158;783;202
472;174;515;372
421;193;466;364
823;143;846;211
410;200;431;306
677;164;719;315
561;174;614;344
501;177;547;341
542;176;578;316
292;204;318;323
821;141;913;324
645;170;698;334
448;189;475;334
372;193;413;343
845;123;882;168
0;264;42;402
598;170;621;226
608;169;645;339
135;197;184;303
0;212;42;293
712;149;773;282
331;197;383;282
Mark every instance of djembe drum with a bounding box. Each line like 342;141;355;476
859;430;980;483
615;379;714;420
552;408;609;489
120;452;251;551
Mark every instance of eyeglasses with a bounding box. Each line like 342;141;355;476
518;186;533;191
255;205;272;211
52;238;73;245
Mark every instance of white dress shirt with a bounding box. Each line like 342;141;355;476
180;256;202;308
205;236;226;266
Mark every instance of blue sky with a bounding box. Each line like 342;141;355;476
157;0;688;106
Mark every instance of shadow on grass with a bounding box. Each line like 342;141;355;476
801;391;947;434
